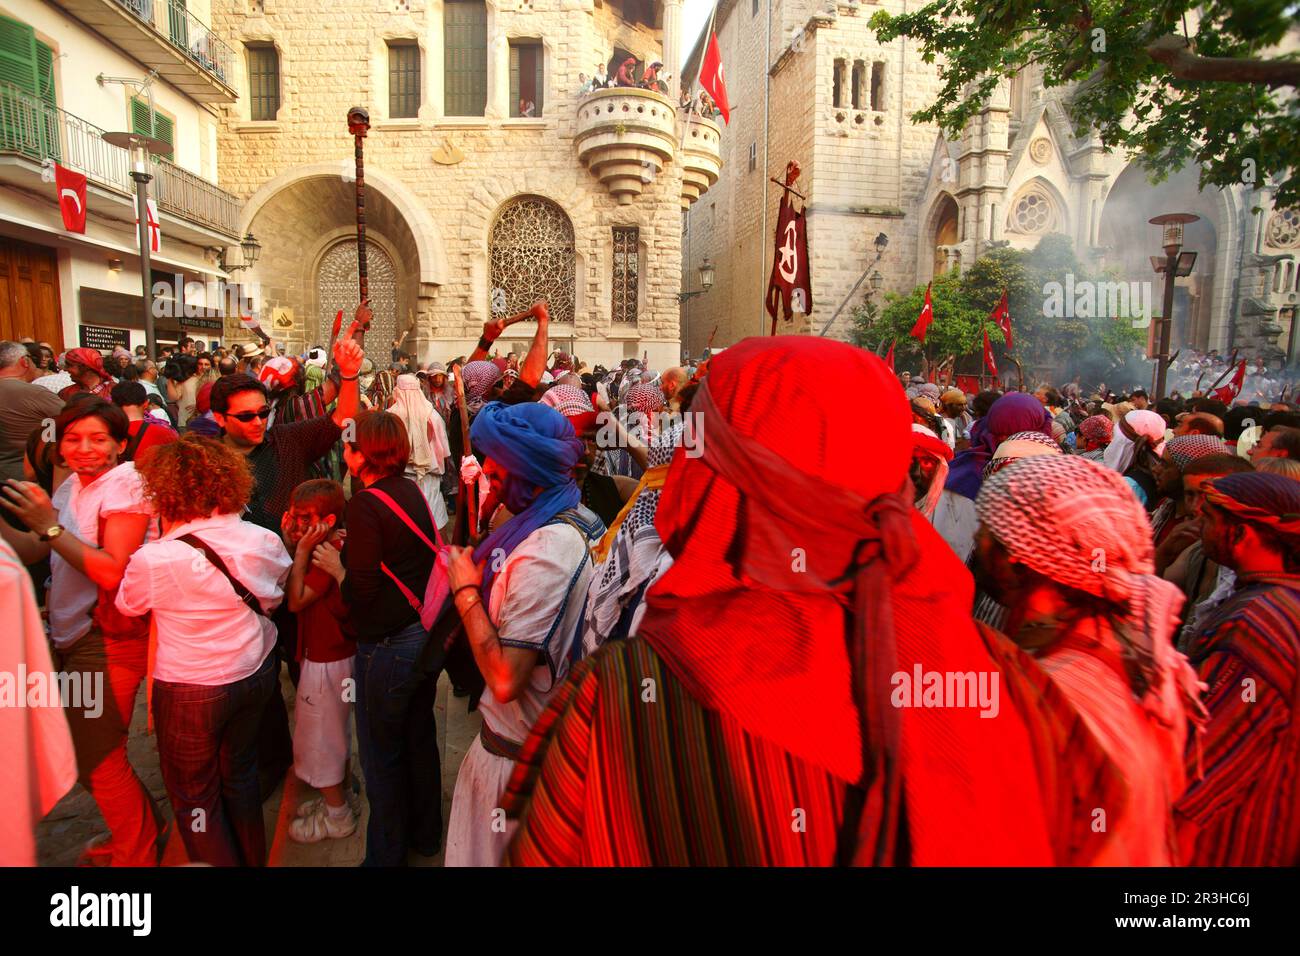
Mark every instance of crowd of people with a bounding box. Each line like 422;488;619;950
2;312;1297;867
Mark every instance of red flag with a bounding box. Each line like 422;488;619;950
910;284;933;342
990;289;1012;349
1212;359;1246;403
955;374;981;395
982;327;998;377
698;31;731;125
55;163;87;233
884;339;895;372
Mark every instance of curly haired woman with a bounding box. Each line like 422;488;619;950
116;435;291;866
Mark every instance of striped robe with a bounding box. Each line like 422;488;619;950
502;639;852;866
1175;572;1300;866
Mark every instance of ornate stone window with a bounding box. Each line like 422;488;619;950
1008;186;1056;235
1266;207;1300;248
317;241;398;346
611;226;639;324
488;196;576;324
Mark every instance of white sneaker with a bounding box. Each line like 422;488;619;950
289;803;357;843
295;791;360;818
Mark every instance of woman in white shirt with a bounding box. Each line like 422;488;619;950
116;435;291;866
1;397;160;867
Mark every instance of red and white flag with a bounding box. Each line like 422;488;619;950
884;339;895;373
698;31;731;125
990;288;1013;349
135;198;161;253
1212;359;1246;403
910;283;933;342
982;327;998;378
55;163;87;234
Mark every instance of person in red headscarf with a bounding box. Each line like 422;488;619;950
60;348;116;402
500;336;1053;865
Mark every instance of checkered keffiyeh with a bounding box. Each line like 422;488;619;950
1078;415;1113;444
625;383;664;415
982;431;1061;480
540;383;594;417
1166;434;1228;472
975;455;1196;714
461;359;503;412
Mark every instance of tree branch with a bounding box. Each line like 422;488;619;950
1147;34;1300;88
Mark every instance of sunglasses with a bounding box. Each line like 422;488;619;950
228;406;272;423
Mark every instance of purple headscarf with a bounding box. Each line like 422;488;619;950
945;392;1052;500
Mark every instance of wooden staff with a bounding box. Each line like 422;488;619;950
1010;355;1025;392
347;107;371;346
451;361;478;546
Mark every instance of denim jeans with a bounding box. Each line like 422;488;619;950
355;620;442;866
152;652;276;866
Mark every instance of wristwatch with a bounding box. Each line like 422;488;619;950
39;524;64;542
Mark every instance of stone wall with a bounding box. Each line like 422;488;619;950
212;0;686;369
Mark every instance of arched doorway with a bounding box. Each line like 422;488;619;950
316;241;400;348
488;196;576;323
931;194;959;277
1099;164;1224;351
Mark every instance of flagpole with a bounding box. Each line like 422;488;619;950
681;2;719;152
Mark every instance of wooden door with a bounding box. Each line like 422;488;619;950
0;237;63;349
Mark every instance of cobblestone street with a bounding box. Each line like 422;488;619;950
36;671;481;867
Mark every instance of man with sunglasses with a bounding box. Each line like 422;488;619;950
210;315;366;534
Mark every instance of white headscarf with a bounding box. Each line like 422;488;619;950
1104;409;1168;474
389;373;450;478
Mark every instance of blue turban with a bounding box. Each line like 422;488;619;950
468;400;584;597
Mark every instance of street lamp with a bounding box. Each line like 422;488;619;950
819;231;890;336
678;256;714;302
218;232;262;274
1148;212;1199;399
102;130;172;362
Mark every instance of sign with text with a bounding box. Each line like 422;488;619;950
78;325;130;351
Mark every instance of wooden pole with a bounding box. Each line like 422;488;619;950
348;107;371;346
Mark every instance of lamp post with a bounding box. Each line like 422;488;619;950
102;130;172;362
819;231;889;337
678;256;716;357
1148;213;1199;399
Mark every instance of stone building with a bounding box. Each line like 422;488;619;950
682;0;1300;369
213;0;720;370
0;0;239;352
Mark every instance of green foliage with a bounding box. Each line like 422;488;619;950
849;234;1148;379
871;1;1300;206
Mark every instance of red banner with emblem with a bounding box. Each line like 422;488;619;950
765;190;812;333
55;163;87;233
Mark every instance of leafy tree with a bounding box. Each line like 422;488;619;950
871;1;1300;206
851;234;1148;381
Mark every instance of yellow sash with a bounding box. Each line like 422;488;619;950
592;463;670;563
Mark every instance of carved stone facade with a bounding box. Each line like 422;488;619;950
683;0;1298;367
212;0;718;369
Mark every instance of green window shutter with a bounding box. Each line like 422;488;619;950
130;96;152;136
509;41;542;117
444;0;486;117
35;40;58;161
154;111;173;147
0;16;39;94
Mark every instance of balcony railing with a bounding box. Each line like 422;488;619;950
0;82;240;238
112;0;233;87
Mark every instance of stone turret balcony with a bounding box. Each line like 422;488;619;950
575;87;678;205
680;114;722;207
